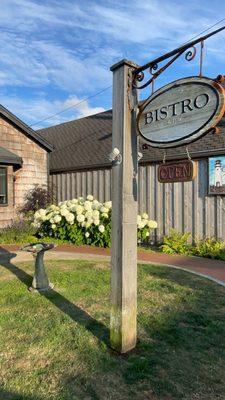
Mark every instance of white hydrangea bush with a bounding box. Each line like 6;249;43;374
33;195;157;247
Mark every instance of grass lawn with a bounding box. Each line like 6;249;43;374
1;259;225;400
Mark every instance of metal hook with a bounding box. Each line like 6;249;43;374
151;78;155;95
199;40;204;77
186;147;191;160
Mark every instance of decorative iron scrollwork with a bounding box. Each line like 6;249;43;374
150;63;158;75
132;26;225;90
185;46;197;61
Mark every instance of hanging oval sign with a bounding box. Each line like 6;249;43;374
137;76;225;148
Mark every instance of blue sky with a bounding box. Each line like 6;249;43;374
1;0;225;129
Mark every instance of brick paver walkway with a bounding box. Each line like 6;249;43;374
1;244;225;286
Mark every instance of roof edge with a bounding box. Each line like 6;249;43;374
0;105;53;152
38;108;112;133
49;147;225;173
50;162;112;174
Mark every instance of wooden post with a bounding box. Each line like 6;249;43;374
110;59;138;353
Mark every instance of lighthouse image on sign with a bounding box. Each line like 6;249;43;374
215;160;223;187
209;156;225;194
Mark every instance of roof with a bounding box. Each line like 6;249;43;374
0;105;53;152
0;146;22;166
39;109;225;173
38;110;113;172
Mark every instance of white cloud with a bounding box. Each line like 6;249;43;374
0;0;225;126
0;94;106;128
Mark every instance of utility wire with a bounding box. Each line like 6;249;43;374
182;17;225;45
32;17;225;129
31;85;112;127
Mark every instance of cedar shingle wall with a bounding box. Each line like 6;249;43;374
0;117;47;227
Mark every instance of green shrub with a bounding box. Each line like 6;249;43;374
161;229;225;261
0;219;38;244
194;238;225;260
161;229;193;255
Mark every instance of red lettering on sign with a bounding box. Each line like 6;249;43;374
158;160;197;183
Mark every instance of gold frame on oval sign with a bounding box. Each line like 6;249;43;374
137;76;225;149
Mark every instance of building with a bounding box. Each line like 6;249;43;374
0;105;53;227
1;102;224;242
39;109;225;242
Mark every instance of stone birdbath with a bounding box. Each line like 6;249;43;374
21;243;55;292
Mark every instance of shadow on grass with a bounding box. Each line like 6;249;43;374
2;249;225;399
0;389;41;400
0;247;109;346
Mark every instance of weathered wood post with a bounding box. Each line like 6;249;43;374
110;59;138;353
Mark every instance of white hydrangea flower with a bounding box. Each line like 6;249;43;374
87;195;94;201
51;224;56;229
138;221;145;229
100;206;108;213
50;205;59;211
81;221;86;227
94;219;100;226
104;201;112;209
77;214;85;223
60;208;69;217
92;210;100;219
84;201;92;211
66;213;75;224
50;218;55;224
85;211;93;219
148;220;158;229
54;215;62;223
76;205;83;215
98;224;105;233
142;213;148;220
146;231;150;237
38;209;46;216
34;211;40;219
85;232;90;238
92;200;100;210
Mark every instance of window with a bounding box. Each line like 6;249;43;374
0;167;7;205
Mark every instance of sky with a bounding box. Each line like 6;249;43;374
1;0;225;129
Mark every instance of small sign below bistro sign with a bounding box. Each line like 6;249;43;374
158;159;197;183
138;76;225;148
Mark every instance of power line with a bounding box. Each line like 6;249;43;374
183;17;225;45
32;17;225;130
47;120;111;155
31;85;112;127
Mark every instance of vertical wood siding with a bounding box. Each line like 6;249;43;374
49;160;225;241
